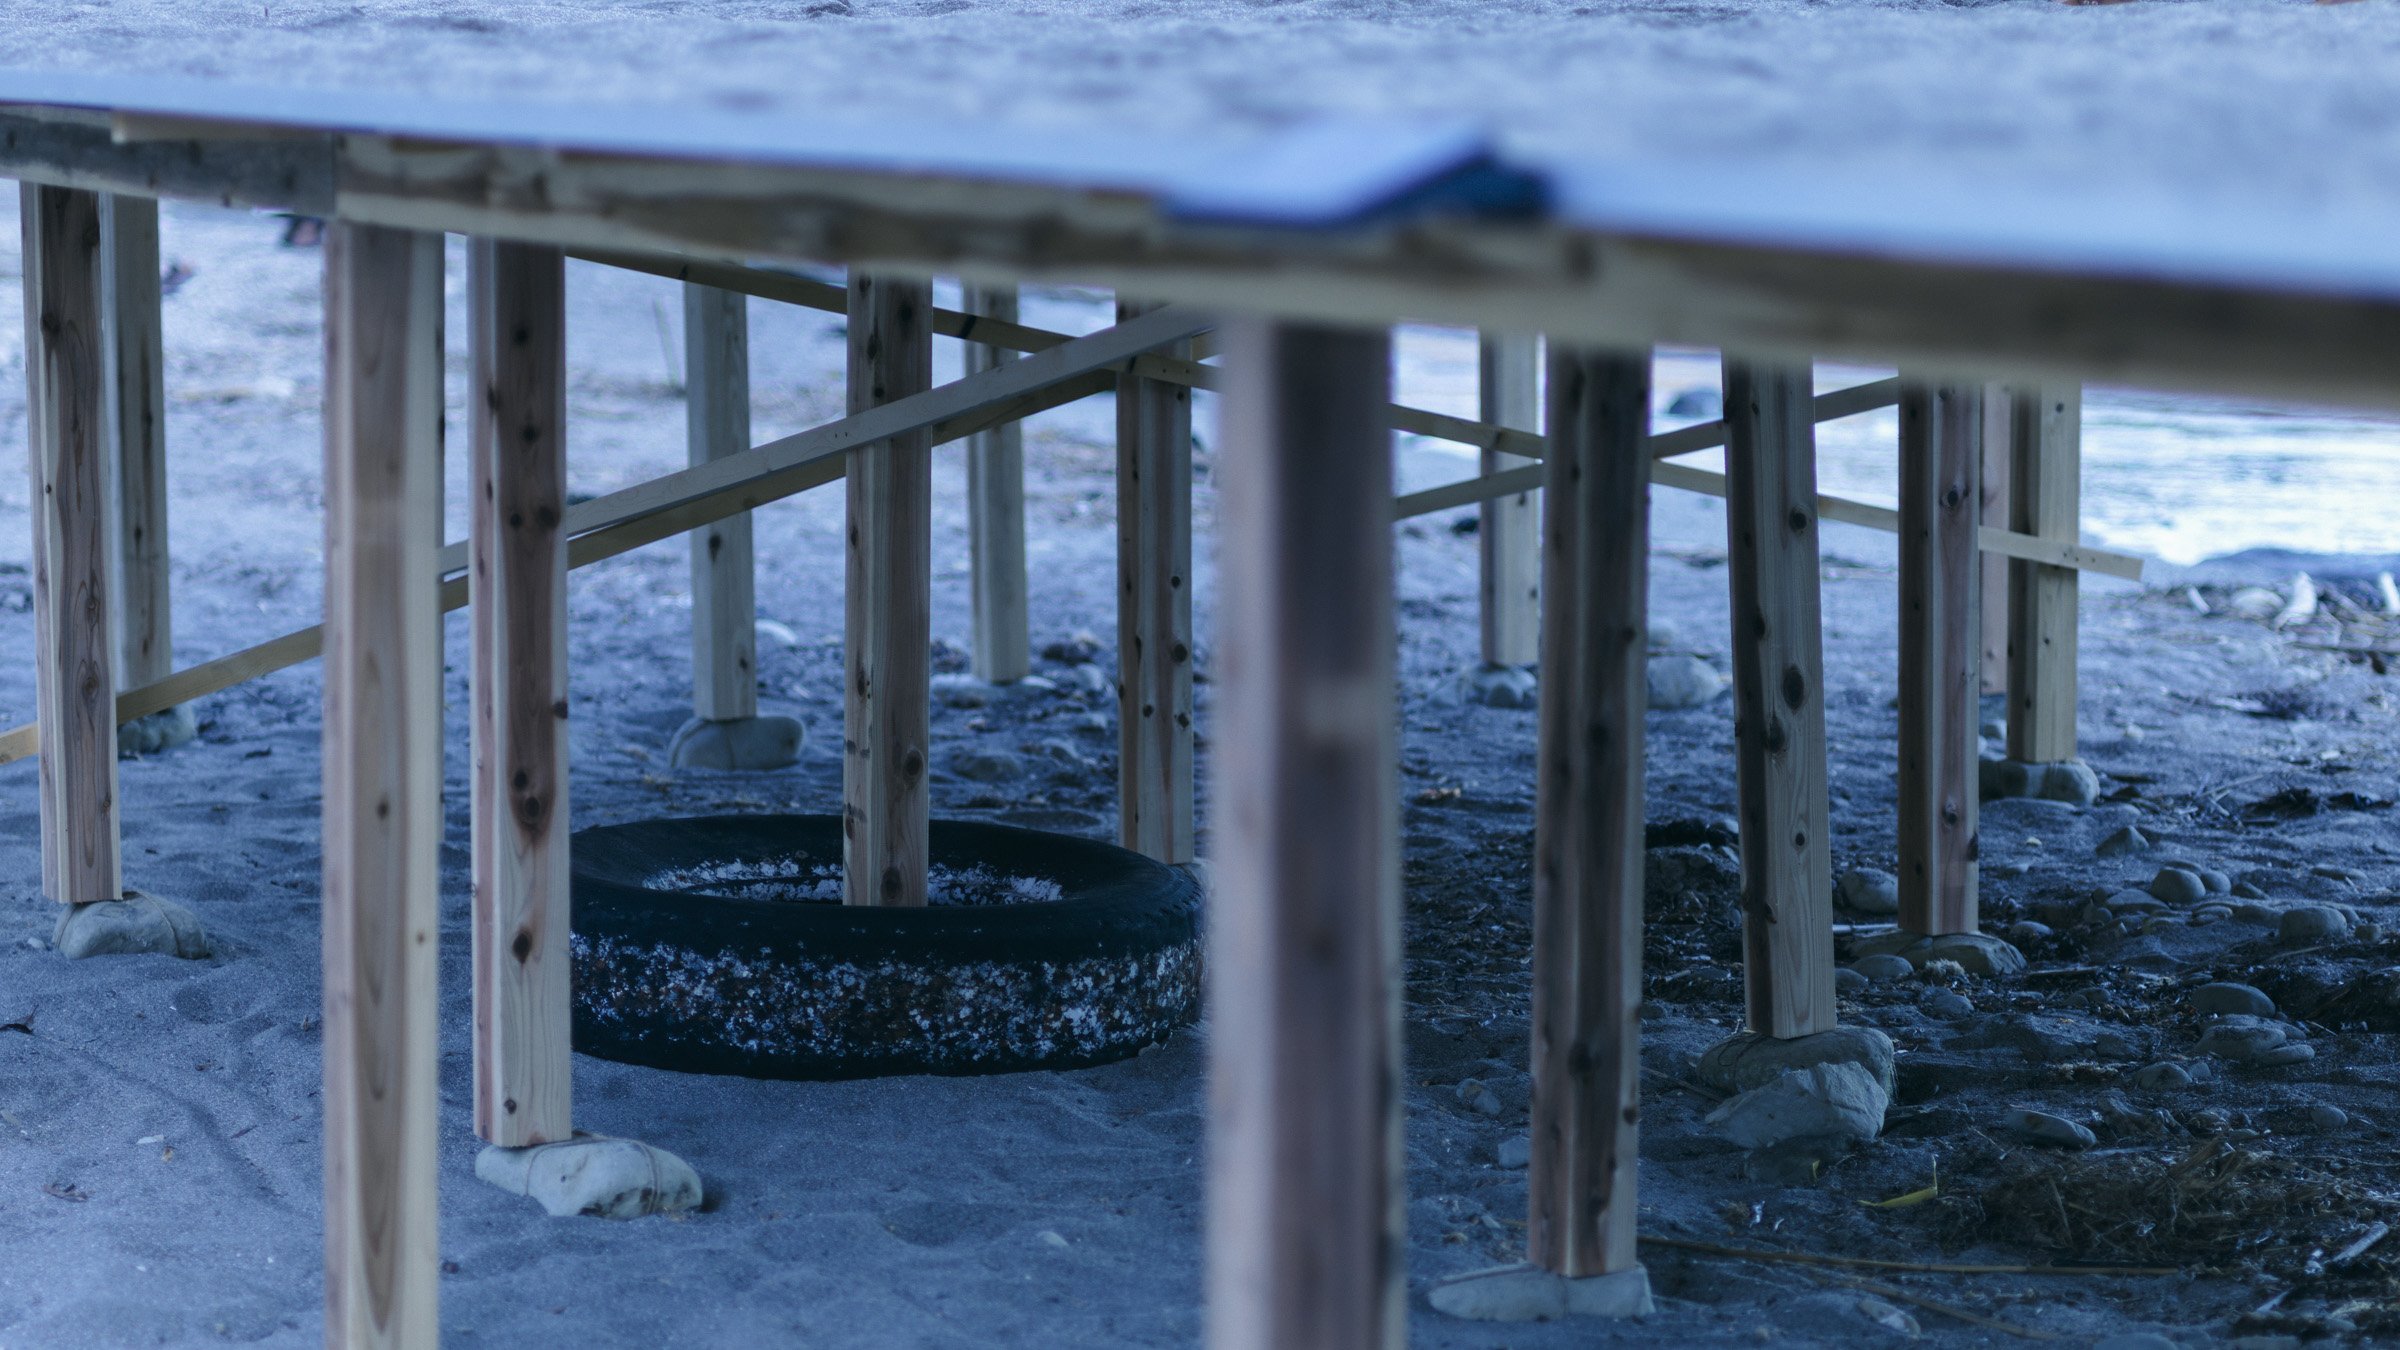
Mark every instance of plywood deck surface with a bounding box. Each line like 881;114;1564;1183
4;1;2399;293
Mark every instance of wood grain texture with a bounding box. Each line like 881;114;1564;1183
1978;386;2012;697
964;284;1031;684
22;184;121;907
321;221;444;1349
1115;299;1195;865
2007;385;2083;765
843;274;934;908
1477;332;1542;669
1527;347;1649;1278
469;239;574;1148
1897;381;1983;938
684;282;759;722
102;194;171;692
1720;361;1836;1041
1208;322;1403;1350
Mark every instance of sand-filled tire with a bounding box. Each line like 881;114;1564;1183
569;814;1203;1080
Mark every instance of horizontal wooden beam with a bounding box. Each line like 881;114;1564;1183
0;340;1124;767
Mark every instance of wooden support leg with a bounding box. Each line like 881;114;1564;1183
1527;347;1651;1279
843;275;933;908
684;282;759;724
964;284;1030;685
2006;385;2083;765
322;221;444;1347
101;195;173;700
469;239;573;1149
1721;360;1836;1040
1116;299;1195;865
1978;386;2011;697
1478;332;1541;669
1208;321;1402;1350
1897;381;1982;938
22;185;122;910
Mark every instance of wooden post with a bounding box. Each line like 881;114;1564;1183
1478;332;1541;669
321;221;444;1348
1719;360;1835;1040
684;282;760;723
964;284;1030;684
2006;385;2083;765
1116;299;1195;865
843;275;933;908
469;240;574;1149
1978;387;2011;697
22;185;122;909
1897;381;1982;938
1527;346;1650;1278
102;194;172;696
1208;321;1402;1350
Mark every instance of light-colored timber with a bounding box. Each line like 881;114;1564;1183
1897;381;1983;938
23;183;122;907
468;239;574;1149
1477;332;1542;669
1209;321;1403;1350
2007;384;2084;765
1720;360;1837;1041
1116;299;1196;864
320;220;444;1349
684;282;760;722
1527;346;1649;1277
102;193;171;694
964;284;1031;684
844;274;934;908
1978;387;2011;697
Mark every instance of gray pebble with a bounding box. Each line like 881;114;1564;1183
2359;922;2384;944
1852;954;1915;984
2149;867;2207;905
1834;967;1869;996
1996;1108;2096;1148
2304;1103;2350;1130
2256;1043;2317;1067
2280;905;2352;945
1647;655;1727;710
2198;869;2232;894
2132;1063;2193;1091
948;748;1025;783
1457;1078;1505;1117
2312;864;2368;884
2191;982;2276;1019
2095;825;2150;858
2232;881;2268;900
1496;1134;1532;1169
1923;990;1973;1020
1836;868;1901;916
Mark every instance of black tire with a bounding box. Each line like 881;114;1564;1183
570;814;1203;1080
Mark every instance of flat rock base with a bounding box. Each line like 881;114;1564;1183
1454;663;1538;709
1850;929;2028;978
52;890;208;960
1428;1263;1654;1321
475;1134;703;1220
1697;1024;1896;1097
1979;756;2100;806
666;713;804;771
116;704;197;757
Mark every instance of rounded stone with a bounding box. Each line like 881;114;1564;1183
2149;867;2208;905
1923;990;1973;1020
1852;954;1915;984
1457;663;1539;710
1836;868;1902;916
2281;905;2353;945
666;713;805;771
2133;1062;2193;1091
475;1135;702;1220
2095;825;2150;858
2191;982;2276;1018
2037;761;2102;806
1646;655;1727;710
1833;966;1869;996
1996;1108;2095;1148
52;891;208;961
2304;1103;2350;1130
